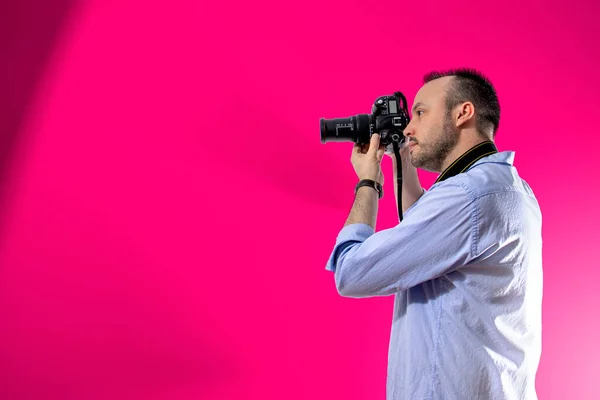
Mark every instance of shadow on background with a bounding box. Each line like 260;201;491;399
0;0;78;232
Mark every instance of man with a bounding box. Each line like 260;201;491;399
325;68;543;400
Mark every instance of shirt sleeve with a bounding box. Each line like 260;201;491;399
325;182;477;298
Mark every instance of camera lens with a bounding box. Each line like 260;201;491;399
320;115;372;144
320;117;352;143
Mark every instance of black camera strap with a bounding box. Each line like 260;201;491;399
434;141;498;184
392;141;404;222
393;140;498;223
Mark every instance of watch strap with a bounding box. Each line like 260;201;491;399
355;179;383;199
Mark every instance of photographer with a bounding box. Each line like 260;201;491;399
325;69;542;400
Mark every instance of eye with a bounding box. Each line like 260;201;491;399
416;110;424;117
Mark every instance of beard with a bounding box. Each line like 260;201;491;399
410;112;459;172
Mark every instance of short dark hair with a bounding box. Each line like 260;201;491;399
423;68;500;138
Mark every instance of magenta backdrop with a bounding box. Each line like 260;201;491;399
0;0;598;399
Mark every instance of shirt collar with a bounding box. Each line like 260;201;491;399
468;150;515;170
429;150;516;190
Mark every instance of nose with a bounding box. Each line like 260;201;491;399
403;119;415;138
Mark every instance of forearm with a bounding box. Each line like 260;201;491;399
392;155;424;214
344;186;379;230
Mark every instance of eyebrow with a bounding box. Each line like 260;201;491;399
411;102;426;113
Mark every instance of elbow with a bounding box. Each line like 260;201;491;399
336;283;362;298
336;283;366;299
334;263;370;299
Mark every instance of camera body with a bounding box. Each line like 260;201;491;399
320;91;411;149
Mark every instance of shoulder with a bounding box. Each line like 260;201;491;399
442;155;542;229
447;151;538;201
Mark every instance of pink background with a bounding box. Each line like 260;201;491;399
0;0;598;399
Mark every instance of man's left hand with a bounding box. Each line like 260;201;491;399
351;133;386;185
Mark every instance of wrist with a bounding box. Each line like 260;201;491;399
355;179;383;199
358;175;382;184
400;155;414;169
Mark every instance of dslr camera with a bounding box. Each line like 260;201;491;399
320;91;411;152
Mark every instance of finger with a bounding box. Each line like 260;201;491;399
368;134;380;156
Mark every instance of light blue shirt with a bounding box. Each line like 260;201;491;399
326;151;543;400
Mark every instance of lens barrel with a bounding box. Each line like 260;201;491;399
320;114;371;144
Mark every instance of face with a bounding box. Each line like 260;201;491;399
403;77;460;172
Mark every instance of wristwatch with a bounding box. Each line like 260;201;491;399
354;179;383;199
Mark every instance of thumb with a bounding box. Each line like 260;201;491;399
368;133;381;157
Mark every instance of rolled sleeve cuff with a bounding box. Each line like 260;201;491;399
325;223;375;272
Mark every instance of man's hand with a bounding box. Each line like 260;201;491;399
351;133;385;185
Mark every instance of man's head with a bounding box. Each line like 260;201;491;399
403;68;501;172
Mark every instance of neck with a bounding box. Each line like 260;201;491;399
435;137;498;184
440;136;491;172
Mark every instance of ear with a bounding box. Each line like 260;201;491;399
454;102;475;129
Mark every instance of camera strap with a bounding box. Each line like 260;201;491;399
392;141;404;222
434;141;498;184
